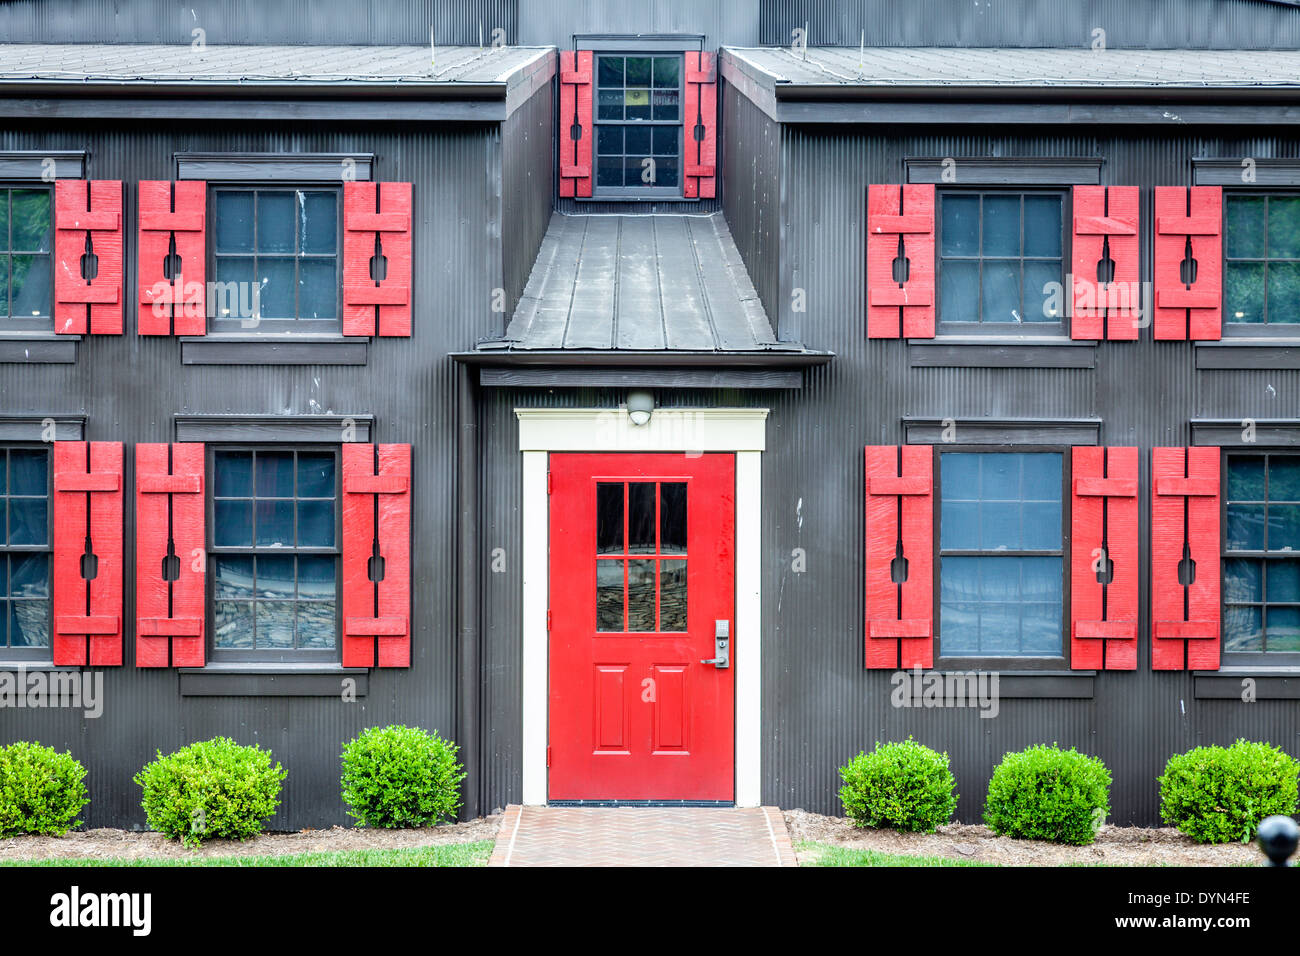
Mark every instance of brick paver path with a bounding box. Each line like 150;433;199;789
488;805;798;867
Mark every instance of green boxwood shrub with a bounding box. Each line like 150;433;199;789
340;725;465;828
134;737;286;849
838;738;958;833
983;744;1111;846
1158;739;1299;844
0;741;89;837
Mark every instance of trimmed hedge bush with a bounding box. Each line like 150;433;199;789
0;741;89;837
134;737;286;848
838;738;958;833
1158;739;1299;844
340;725;465;828
983;744;1111;846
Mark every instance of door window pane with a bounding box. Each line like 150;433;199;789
591;480;689;633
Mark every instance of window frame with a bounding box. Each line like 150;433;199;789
591;51;686;201
205;183;344;336
935;187;1071;338
933;443;1073;670
1221;190;1300;337
1220;448;1300;666
204;443;343;665
0;442;53;662
0;181;55;335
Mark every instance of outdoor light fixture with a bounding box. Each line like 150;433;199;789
626;390;654;426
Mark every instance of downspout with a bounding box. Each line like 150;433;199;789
456;360;481;820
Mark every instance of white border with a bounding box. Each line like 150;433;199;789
517;407;767;807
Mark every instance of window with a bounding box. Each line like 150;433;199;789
595;54;682;197
0;186;52;332
938;450;1066;661
210;187;340;333
0;447;51;659
1223;452;1300;660
938;190;1066;332
208;447;339;662
1224;194;1300;332
595;480;687;632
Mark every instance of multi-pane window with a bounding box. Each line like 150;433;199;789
939;191;1066;331
938;451;1065;659
0;187;53;331
209;448;339;661
595;55;682;195
0;447;50;658
595;481;687;632
1224;194;1300;331
1223;452;1300;657
210;187;340;332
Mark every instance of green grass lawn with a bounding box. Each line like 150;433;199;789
1;841;494;868
796;840;997;867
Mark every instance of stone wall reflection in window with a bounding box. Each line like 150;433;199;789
939;452;1064;657
1224;452;1300;654
595;480;687;632
1225;195;1300;331
939;191;1065;332
1;187;53;332
210;448;339;659
211;187;339;333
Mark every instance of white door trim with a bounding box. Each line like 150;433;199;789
517;406;767;807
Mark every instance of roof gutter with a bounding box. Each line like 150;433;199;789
451;349;834;368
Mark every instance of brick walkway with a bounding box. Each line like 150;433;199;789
488;805;798;867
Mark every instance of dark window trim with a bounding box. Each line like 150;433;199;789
572;33;705;53
934;187;1070;337
908;339;1094;368
1220;448;1300;667
205;183;344;335
179;666;368;697
932;444;1072;671
0;182;56;334
903;417;1100;447
180;337;367;366
176;152;374;183
1192;419;1300;447
205;443;343;665
591;51;687;200
0;443;53;660
0;416;84;441
0;151;85;181
174;415;372;444
1194;157;1300;188
906;157;1102;186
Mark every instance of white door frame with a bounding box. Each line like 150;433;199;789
516;406;767;807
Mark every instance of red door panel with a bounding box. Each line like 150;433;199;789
549;452;735;801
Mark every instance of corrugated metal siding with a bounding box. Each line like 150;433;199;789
0;120;499;829
502;81;556;328
722;80;782;328
758;0;1300;49
519;0;760;48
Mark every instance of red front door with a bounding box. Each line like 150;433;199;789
548;452;735;801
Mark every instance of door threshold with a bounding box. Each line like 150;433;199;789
547;799;735;808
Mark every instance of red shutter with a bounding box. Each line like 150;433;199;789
341;443;412;667
342;181;413;337
559;50;594;198
138;181;206;335
51;442;124;666
53;180;124;335
135;443;205;667
867;184;936;339
684;51;718;200
1151;447;1221;670
1153;186;1222;341
865;446;933;669
1071;186;1140;341
1070;447;1139;670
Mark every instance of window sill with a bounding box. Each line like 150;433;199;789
921;667;1096;699
1196;339;1300;370
578;195;700;204
178;664;369;697
181;335;367;366
1193;668;1300;700
0;660;78;671
909;336;1095;369
0;334;78;364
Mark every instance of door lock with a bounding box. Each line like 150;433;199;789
701;619;730;669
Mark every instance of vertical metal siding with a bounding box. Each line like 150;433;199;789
502;81;556;326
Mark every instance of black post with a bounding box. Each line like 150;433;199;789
1257;816;1299;867
456;361;481;820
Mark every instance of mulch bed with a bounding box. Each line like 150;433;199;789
0;815;501;861
784;809;1264;866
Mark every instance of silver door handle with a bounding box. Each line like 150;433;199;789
702;619;730;668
